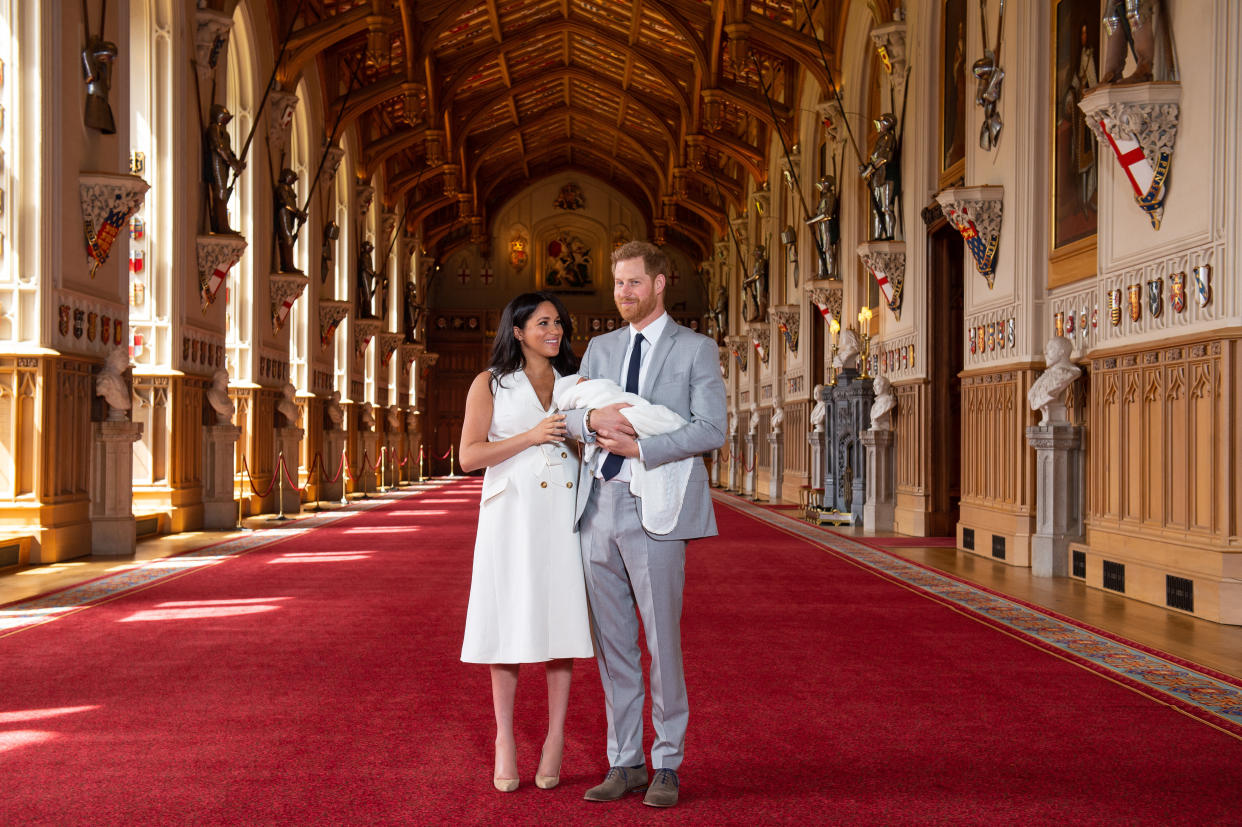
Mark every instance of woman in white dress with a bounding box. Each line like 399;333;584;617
459;291;594;793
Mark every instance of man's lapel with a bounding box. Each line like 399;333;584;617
640;321;680;397
601;327;629;384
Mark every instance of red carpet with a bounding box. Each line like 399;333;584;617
1;479;1241;825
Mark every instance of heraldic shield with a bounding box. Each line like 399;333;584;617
1147;278;1163;318
1171;272;1187;313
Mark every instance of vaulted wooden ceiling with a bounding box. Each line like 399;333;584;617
275;0;859;261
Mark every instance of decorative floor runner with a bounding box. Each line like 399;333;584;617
0;481;451;638
716;492;1242;738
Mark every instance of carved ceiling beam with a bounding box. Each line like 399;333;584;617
332;74;404;135
673;195;727;236
745;15;834;95
484;0;503;43
683;168;742;211
468;106;668;191
281;6;373;86
396;0;422;83
479;152;657;220
628;0;643;45
456;68;679;158
364;126;427;179
438;21;691;117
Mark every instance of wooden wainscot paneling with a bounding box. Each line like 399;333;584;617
300;395;325;501
957;365;1039;567
781;399;810;502
893;379;930;535
1081;335;1242;624
169;375;207;532
26;357;95;562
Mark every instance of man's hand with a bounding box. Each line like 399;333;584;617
590;402;635;438
597;430;640;459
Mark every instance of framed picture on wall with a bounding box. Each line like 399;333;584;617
1049;0;1101;285
537;227;599;293
940;0;967;184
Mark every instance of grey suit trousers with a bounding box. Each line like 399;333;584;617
580;477;687;771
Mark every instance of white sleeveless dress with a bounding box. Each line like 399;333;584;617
460;369;594;664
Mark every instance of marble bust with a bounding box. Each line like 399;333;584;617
95;348;131;420
809;383;827;431
206;369;235;424
276;382;300;429
833;328;861;371
869;374;897;431
1028;336;1082;425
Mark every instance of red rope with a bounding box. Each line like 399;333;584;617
318;450;346;484
240;454;280;498
436;446;452;461
278;453;307;493
740;447;757;473
717;445;731;464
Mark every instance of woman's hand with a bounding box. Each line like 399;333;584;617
526;412;568;446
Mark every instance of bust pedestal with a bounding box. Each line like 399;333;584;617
273;427;304;515
320;430;347;502
356;431;378;494
203;422;241;529
726;431;742;492
767;428;784;502
742;428;758;499
1025;422;1084;577
861;428;895;532
91;419;144;555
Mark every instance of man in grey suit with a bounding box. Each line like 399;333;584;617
564;240;726;808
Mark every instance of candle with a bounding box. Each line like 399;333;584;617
829;317;840;340
858;306;872;326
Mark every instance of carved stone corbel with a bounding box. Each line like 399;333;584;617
806;282;844;326
270;273;309;334
935;185;1003;288
196;233;247;310
869;20;908;111
401;343;426;373
378;332;403;368
748;323;771;366
194;7;234;92
81;173;149;278
353;318;382;358
318;299;351;349
266;91;298;163
856;241;906;321
1078;82;1180;230
356;184;375;215
725;334;749;373
318;146;345;196
772;305;800;354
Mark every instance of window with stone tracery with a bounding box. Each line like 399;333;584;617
224;8;256;384
332;139;353;401
288;81;312;394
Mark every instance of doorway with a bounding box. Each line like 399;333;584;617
926;218;964;535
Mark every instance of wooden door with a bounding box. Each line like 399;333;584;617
927;219;964;535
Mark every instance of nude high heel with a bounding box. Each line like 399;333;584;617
493;777;519;793
535;748;562;790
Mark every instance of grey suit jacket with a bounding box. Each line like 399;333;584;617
564;319;726;541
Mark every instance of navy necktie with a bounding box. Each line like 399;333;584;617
600;333;644;480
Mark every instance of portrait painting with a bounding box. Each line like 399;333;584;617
1052;0;1101;251
940;0;967;178
537;229;597;293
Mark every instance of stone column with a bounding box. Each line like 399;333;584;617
273;427;304;515
91;420;144;555
202;423;241;529
727;430;742;491
861;428;896;532
1025;423;1084;577
808;426;824;497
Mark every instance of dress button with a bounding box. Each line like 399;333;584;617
540;481;547;488
566;482;573;488
561;452;568;458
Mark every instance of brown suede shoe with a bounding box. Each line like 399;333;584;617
583;765;649;802
643;768;679;808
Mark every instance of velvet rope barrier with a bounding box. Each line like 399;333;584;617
240;454;281;498
278;453;310;493
740;446;757;473
316;450;346;485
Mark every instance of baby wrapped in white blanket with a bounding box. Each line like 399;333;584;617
554;378;693;535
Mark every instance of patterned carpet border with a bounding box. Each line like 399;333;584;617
0;481;453;637
715;492;1242;738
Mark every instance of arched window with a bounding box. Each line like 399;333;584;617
0;0;24;337
224;7;256;383
127;0;172;369
332;138;353;399
288;81;312;393
362;175;378;406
